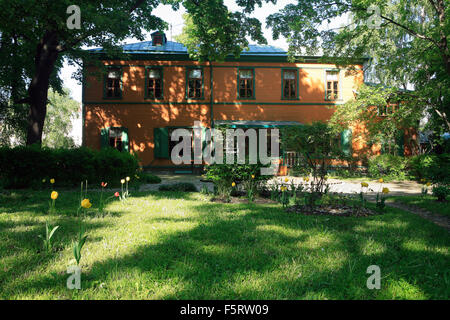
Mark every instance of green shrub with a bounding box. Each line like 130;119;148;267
408;154;437;181
139;172;162;184
0;145;139;189
432;185;449;202
407;153;450;184
158;182;197;192
204;160;272;198
367;154;407;180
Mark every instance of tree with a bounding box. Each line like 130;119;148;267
175;0;270;61
328;83;423;156
281;122;345;195
42;88;80;148
267;0;450;133
0;0;275;146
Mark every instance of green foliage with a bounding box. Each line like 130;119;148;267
329;84;421;155
42;89;80;148
367;154;408;180
0;145;139;189
281;122;344;194
129;172;161;192
204;160;272;199
408;153;450;185
375;192;387;211
268;0;450;135
158;182;198;192
139;173;162;184
432;185;450;202
38;222;59;253
175;0;271;61
73;226;88;266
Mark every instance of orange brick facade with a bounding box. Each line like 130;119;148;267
83;57;367;168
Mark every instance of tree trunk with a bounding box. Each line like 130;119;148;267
26;31;60;145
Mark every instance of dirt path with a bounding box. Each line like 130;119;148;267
384;201;450;232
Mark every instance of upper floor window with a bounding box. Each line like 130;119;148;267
147;68;163;99
282;69;297;99
325;70;339;100
105;68;122;98
238;69;254;99
187;68;203;99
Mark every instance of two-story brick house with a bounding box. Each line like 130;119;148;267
82;31;368;171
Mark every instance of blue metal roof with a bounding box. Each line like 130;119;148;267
88;40;287;56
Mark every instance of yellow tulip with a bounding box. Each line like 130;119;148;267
281;186;287;192
378;178;383;183
382;187;390;194
51;191;58;200
232;182;236;187
251;174;255;179
50;178;55;184
126;176;130;182
121;179;125;184
81;199;92;209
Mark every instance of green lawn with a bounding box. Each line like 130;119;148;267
0;190;449;300
391;195;450;218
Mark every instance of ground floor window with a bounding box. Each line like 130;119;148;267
100;127;129;152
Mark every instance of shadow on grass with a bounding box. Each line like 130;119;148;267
1;190;449;299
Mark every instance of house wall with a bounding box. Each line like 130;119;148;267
83;60;365;167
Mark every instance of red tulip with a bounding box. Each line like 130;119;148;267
101;182;107;188
114;192;120;197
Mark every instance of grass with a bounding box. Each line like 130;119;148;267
390;195;450;218
0;189;449;300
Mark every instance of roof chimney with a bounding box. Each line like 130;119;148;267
151;31;166;46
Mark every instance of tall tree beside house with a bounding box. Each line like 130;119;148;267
175;2;268;61
0;0;272;146
0;87;80;148
267;0;450;134
328;83;423;157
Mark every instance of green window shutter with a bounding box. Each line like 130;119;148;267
396;130;404;156
100;128;109;149
154;127;169;159
341;129;352;156
121;128;129;152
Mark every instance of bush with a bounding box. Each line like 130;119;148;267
408;153;450;185
432;185;449;202
367;154;407;180
204;161;272;199
158;182;197;192
0;145;139;189
139;172;161;184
